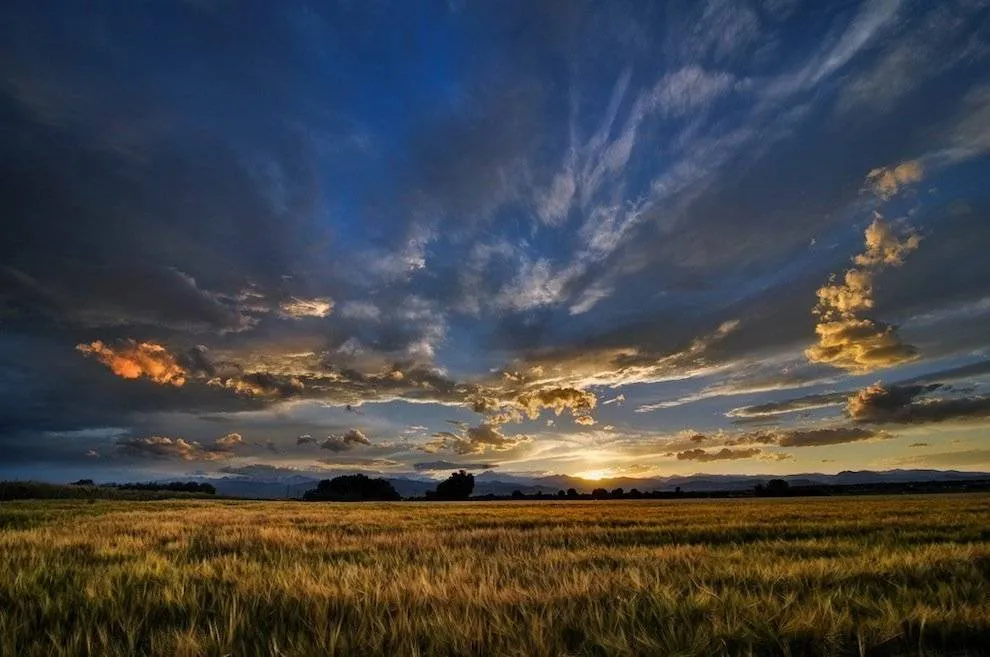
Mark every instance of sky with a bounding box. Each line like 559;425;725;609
2;0;990;484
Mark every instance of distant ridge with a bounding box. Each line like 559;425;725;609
190;468;990;499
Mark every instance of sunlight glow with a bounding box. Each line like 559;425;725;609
576;469;613;481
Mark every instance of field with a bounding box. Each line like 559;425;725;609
1;495;988;656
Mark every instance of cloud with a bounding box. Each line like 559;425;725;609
678;425;888;449
937;84;990;164
726;358;990;422
315;457;401;469
320;428;372;453
469;385;597;427
2;265;258;333
864;160;924;201
854;211;923;267
208;371;305;397
888;449;990;468
847;381;990;425
214;432;244;449
115;432;243;461
424;422;530;455
774;426;883;448
676;447;762;462
806;215;920;372
339;301;382;321
501;320;742;403
278;296;334;319
412;460;499;472
637;361;837;413
218;464;296;478
648;67;737;118
493;258;573;312
726;392;848;418
296;434;316;445
76;340;187;386
465;423;525;452
836;4;989;115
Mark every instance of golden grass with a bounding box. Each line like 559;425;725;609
1;495;988;656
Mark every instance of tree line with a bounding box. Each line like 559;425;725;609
303;470;477;501
0;480;216;501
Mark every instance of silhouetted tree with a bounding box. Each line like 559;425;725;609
591;488;609;499
610;487;624;499
303;474;400;501
435;470;475;500
566;488;579;498
628;488;642;499
71;479;95;486
556;489;566;498
766;479;791;497
511;489;525;499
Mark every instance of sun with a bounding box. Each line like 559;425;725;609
576;469;612;481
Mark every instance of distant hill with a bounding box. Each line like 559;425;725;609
183;468;990;499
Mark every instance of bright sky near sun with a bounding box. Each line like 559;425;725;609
2;0;989;484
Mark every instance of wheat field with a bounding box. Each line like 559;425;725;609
1;495;988;656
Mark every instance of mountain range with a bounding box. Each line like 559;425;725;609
185;469;990;500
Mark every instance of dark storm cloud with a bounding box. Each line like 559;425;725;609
1;265;254;333
0;334;262;439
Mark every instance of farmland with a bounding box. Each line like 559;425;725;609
1;495;988;656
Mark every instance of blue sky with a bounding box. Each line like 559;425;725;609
2;0;990;483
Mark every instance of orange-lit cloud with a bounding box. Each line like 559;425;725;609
76;339;186;386
864;160;924;200
806;215;920;372
855;217;922;267
208;371;305;397
424;422;530;455
116;432;244;460
470;385;597;426
214;432;244;449
278;296;334;319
